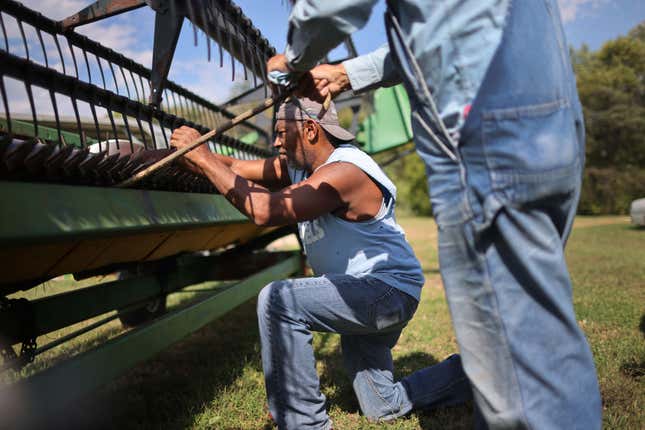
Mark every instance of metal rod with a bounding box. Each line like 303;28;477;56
33;312;119;356
118;94;285;187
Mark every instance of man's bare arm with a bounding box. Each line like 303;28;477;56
170;141;382;226
170;126;290;188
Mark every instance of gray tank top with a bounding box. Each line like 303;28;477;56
288;144;424;300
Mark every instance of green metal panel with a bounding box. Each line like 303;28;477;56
0;253;300;425
240;130;260;145
8;252;288;339
355;85;413;154
0;117;94;147
0;181;248;245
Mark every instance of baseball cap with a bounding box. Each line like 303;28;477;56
275;97;355;142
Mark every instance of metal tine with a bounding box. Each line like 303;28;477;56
237;14;249;81
157;117;169;148
78;150;105;182
106;98;120;150
196;0;210;53
24;82;39;139
213;5;233;78
138;74;147;104
66;38;79;79
53;34;66;75
134;108;148;148
163;88;171;112
194;100;205;126
36;28;48;68
203;2;217;64
96;152;120;184
0;76;12;136
24;140;55;176
106;153;131;181
185;0;198;47
203;3;221;67
81;44;92;85
206;31;211;62
0;12;9;51
199;105;210;130
224;13;235;81
0;135;13;178
45;144;74;180
249;42;258;88
70;95;85;147
178;94;187;119
121;112;135;153
146;115;157;149
215;8;224;68
118;154;141;179
4;139;37;174
17;19;29;60
253;44;268;97
119;65;131;99
88;99;102;149
169;90;180;118
107;61;119;95
96;55;107;90
128;68;140;102
61;147;88;178
49;89;63;144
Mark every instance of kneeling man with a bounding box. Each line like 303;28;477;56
171;97;470;430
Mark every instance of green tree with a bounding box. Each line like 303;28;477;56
572;21;645;213
573;27;645;169
377;143;432;216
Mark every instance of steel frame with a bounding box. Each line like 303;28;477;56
0;251;300;427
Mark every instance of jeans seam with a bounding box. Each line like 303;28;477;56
363;369;400;417
267;284;283;426
476;222;534;430
368;286;397;325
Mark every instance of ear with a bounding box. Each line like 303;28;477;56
303;119;319;143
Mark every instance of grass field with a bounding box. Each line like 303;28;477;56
3;216;644;429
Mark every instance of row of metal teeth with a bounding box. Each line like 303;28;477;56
0;138;217;193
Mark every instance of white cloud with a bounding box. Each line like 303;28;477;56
557;0;609;23
10;0;153;68
18;0;87;20
169;56;260;104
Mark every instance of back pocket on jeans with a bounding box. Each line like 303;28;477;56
481;99;578;181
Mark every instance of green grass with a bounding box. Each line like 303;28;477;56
3;216;644;429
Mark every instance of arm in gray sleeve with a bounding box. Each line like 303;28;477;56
342;44;401;93
285;0;379;71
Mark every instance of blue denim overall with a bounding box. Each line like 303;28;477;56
386;0;602;428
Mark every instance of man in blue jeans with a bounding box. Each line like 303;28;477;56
170;97;471;429
266;0;602;429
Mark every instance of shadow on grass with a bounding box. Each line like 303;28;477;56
315;332;471;429
45;300;471;430
619;312;645;381
47;299;264;430
422;267;441;275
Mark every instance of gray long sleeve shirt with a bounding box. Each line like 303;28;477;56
284;0;510;133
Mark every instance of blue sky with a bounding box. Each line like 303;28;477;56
14;0;645;103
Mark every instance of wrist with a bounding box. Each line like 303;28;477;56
335;63;351;92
